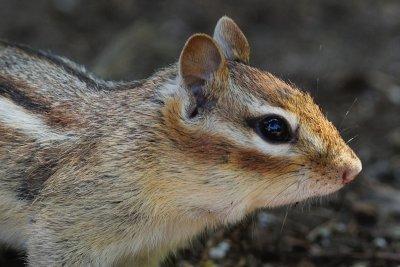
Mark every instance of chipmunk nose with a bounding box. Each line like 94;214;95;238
341;159;362;184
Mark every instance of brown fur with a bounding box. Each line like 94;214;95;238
0;17;361;266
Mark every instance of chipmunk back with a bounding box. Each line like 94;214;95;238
0;17;361;266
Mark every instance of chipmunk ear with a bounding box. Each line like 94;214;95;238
213;16;250;64
179;33;226;88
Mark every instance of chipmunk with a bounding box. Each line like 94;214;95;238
0;16;361;266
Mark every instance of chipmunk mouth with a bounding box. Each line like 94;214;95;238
311;179;345;197
305;171;350;198
258;172;347;209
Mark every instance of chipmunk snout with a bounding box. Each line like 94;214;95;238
340;159;362;184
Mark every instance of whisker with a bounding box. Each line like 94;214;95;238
346;134;358;144
265;179;299;207
280;205;290;233
340;124;359;134
339;97;358;130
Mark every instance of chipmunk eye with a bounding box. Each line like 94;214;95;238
256;115;292;143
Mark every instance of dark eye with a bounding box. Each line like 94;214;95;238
255;115;292;143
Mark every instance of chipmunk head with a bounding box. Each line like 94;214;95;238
159;16;361;222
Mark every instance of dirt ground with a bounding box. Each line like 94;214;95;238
0;1;399;266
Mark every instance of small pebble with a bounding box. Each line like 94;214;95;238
373;237;387;248
258;211;274;228
307;226;331;242
351;262;368;267
334;222;347;232
208;241;230;259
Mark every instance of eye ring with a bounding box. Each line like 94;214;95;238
252;115;293;144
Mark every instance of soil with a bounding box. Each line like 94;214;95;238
0;1;399;266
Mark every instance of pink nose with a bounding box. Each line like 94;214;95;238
341;162;362;184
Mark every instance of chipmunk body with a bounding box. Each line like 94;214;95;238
0;17;361;266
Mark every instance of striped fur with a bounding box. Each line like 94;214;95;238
0;17;361;266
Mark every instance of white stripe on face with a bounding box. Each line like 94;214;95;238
247;103;299;157
208;100;299;157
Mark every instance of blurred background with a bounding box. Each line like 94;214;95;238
0;0;399;266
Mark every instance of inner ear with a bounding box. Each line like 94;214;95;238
179;34;226;118
187;81;218;119
188;83;205;118
213;16;250;64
